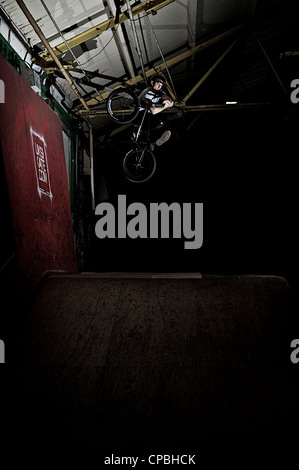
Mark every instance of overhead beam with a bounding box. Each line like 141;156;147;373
38;0;176;62
125;0;147;82
182;32;245;104
106;0;136;79
187;0;201;48
80;102;274;116
183;102;274;111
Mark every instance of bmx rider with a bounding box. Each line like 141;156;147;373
135;74;174;149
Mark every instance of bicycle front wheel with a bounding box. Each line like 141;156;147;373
106;88;140;123
123;148;156;183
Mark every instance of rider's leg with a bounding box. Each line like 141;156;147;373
131;113;171;148
148;116;171;147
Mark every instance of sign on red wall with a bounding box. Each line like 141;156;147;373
31;128;52;198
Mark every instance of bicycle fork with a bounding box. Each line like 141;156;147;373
136;146;147;167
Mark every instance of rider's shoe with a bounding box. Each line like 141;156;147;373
156;130;171;146
150;142;155;151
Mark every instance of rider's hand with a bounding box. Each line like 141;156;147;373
163;99;174;108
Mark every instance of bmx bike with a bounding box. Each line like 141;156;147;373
106;88;162;183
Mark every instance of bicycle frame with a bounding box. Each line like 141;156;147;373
106;88;157;182
134;105;150;143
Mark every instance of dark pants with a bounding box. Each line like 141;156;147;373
132;109;168;142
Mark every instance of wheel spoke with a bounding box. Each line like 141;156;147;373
123;148;156;183
107;89;140;123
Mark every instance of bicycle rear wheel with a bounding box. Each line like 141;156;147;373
123;147;156;183
106;88;140;123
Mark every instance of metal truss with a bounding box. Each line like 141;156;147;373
76;22;288;121
75;23;248;114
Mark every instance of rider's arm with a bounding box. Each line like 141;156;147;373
149;99;174;115
150;105;164;115
150;95;174;114
141;87;174;114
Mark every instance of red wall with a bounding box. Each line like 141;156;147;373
0;56;77;291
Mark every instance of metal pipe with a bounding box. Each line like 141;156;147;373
88;122;95;210
125;0;147;83
79;102;274;115
182;33;245;104
40;0;75;61
138;14;150;66
15;0;90;111
252;30;287;95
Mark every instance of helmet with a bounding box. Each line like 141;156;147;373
150;73;165;85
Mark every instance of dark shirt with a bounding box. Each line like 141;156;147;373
139;87;165;108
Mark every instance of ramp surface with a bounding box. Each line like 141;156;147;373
7;274;299;463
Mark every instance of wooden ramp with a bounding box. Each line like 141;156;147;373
7;274;298;463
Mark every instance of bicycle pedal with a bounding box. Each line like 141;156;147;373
128;132;136;141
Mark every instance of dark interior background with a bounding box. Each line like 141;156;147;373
90;105;299;303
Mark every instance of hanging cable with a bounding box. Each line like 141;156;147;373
146;13;177;100
16;0;90;111
138;14;150;66
39;0;106;103
78;25;120;66
125;0;147;83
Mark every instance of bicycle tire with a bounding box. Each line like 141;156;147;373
123;147;156;183
106;88;140;123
